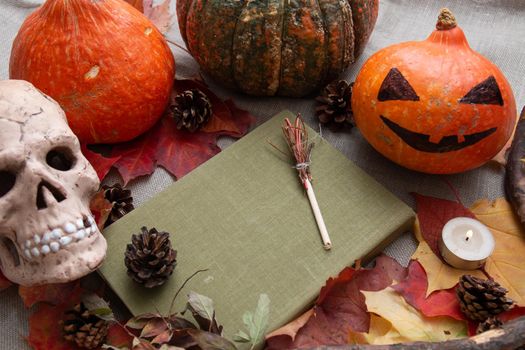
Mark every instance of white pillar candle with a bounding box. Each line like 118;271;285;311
439;217;495;270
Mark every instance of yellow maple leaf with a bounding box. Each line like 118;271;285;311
348;314;404;345
413;198;525;306
412;241;486;296
350;288;466;344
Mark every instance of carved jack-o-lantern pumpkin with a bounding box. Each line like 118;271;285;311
352;9;517;174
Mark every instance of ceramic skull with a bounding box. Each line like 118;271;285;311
0;80;107;286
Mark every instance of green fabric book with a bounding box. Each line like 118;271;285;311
99;111;414;348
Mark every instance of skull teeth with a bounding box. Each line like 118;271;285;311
21;215;98;260
64;222;76;234
50;242;60;253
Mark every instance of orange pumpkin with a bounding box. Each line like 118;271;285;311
10;0;175;144
352;9;517;174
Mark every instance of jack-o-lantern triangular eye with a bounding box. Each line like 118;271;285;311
378;68;420;102
460;76;504;106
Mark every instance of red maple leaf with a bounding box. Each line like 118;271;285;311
0;270;12;291
467;306;525;336
155;116;221;179
106;323;134;348
25;280;133;350
82;79;256;185
392;260;466;321
19;281;80;308
27;302;82;350
266;255;407;349
413;193;475;256
81;145;121;181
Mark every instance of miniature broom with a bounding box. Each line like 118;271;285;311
280;115;332;250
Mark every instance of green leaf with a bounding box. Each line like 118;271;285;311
234;294;270;349
82;293;116;322
187;291;215;322
187;329;238;350
232;330;250;343
248;294;270;348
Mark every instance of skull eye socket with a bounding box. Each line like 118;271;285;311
46;148;75;171
0;171;16;198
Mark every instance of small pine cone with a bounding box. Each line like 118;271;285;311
103;183;134;227
315;80;354;128
456;275;514;321
476;316;503;334
125;227;177;288
62;303;109;349
171;89;212;132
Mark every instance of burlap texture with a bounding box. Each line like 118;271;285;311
0;0;524;348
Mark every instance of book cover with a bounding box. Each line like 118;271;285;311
99;111;414;348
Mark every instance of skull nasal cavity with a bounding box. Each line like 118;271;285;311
36;181;66;210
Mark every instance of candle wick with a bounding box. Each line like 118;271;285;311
465;230;474;242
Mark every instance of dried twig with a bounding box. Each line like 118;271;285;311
281;114;332;250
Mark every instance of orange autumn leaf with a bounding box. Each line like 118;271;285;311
27;300;83;350
26;287;130;350
90;189;113;230
19;281;79;308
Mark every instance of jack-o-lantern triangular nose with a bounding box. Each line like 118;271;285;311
36;181;66;210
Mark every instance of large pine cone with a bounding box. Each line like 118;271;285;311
62;303;109;349
456;275;514;321
171;89;212;132
124;227;177;288
315;80;354;128
103;183;134;227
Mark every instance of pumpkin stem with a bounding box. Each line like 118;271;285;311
436;8;457;30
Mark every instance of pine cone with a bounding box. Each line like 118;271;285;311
125;227;177;288
62;303;109;349
171;89;212;132
456;275;514;321
476;316;503;334
103;183;134;227
315;80;354;128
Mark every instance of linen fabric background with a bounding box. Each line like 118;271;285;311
0;0;524;348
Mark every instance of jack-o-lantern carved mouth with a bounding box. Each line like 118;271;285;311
380;116;497;153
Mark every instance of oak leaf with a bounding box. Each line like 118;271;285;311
414;197;525;305
353;288;467;344
265;255;406;349
392;260;465;321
